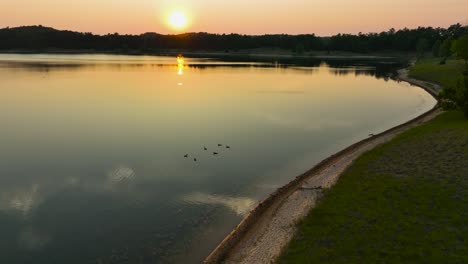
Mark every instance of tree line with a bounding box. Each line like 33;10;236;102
0;24;467;54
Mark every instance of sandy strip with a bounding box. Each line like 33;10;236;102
204;69;442;264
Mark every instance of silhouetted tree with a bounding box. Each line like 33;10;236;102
0;24;467;54
416;38;429;59
451;35;468;65
432;39;441;57
295;43;305;54
439;37;454;58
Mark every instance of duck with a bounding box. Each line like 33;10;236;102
194;158;197;162
213;152;219;155
184;154;189;158
218;144;223;147
204;147;208;151
226;145;231;149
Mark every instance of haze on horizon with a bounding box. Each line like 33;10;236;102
2;0;468;36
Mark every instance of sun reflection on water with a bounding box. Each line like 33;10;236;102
177;54;184;76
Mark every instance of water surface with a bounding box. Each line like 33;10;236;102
0;54;435;263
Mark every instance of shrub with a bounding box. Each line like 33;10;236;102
439;73;468;117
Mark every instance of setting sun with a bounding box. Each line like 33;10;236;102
168;11;188;30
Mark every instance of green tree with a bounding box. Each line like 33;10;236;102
432;39;441;57
439;37;453;58
295;43;305;55
451;35;468;65
440;73;468;117
416;38;429;59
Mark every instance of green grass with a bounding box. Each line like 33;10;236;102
409;58;466;89
279;111;468;263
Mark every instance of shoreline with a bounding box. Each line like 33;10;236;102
0;50;409;62
204;67;442;264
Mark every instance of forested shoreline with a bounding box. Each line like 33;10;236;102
1;24;467;54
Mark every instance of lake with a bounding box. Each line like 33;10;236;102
0;54;435;263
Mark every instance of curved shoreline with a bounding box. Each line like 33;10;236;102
204;67;442;264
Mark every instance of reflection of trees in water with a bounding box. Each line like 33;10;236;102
0;57;402;81
328;67;391;81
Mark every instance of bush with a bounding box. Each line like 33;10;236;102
439;73;468;117
439;57;447;65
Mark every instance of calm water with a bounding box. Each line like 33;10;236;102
0;54;435;263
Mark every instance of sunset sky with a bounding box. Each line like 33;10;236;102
2;0;468;35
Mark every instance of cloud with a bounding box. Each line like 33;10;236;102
107;166;136;184
2;184;42;216
182;192;256;216
17;227;50;251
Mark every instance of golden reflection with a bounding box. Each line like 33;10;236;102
177;54;185;76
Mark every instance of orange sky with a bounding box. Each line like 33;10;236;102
2;0;468;35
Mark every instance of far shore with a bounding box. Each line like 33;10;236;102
203;64;442;264
0;49;412;62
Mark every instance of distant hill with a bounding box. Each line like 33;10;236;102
0;24;467;54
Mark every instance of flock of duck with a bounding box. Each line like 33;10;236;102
184;144;231;162
183;133;376;163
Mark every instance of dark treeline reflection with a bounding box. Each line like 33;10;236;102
1;24;467;54
0;58;399;80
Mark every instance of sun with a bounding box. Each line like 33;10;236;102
168;11;188;30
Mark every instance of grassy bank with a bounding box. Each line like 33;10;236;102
409;58;466;88
279;112;467;263
279;60;467;263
